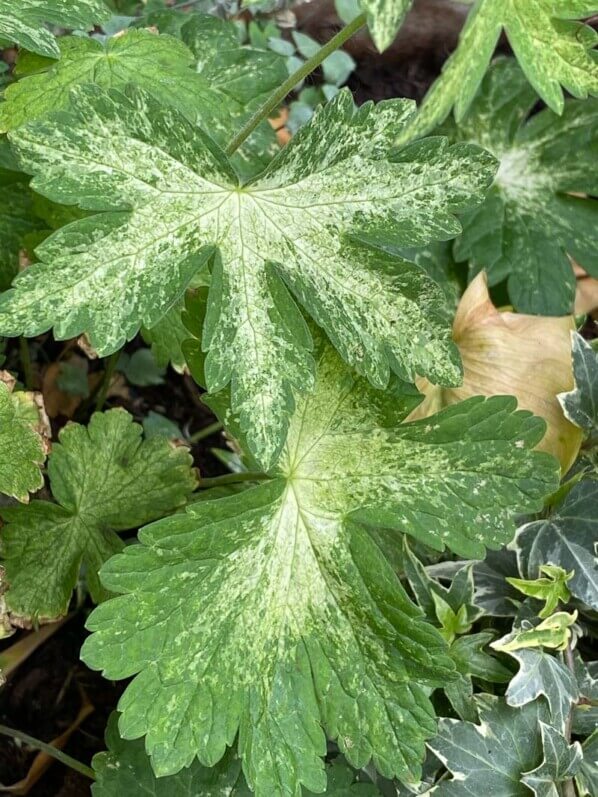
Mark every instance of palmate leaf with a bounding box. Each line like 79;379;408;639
81;341;558;796
0;24;286;180
0;0;110;58
1;409;197;621
0;376;48;502
396;0;598;144
358;0;413;52
513;479;598;611
0;180;44;291
559;333;598;434
429;695;549;796
445;58;598;314
93;713;381;797
1;86;497;468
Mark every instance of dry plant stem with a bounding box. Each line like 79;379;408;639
19;337;33;389
0;724;95;780
198;471;269;489
94;351;120;412
226;12;368;156
189;420;223;444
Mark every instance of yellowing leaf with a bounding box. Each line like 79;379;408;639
409;271;583;473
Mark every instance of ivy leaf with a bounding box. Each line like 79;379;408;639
491;612;578;653
429;695;549;796
446;632;512;722
0;0;110;58
448;59;598;314
359;0;412;52
559;333;598;434
2;87;497;468
513;479;598;611
0;374;49;502
507;565;573;619
521;723;583;797
397;0;598;144
577;730;598;796
93;713;380;797
491;645;578;732
81;340;557;794
1;409;197;621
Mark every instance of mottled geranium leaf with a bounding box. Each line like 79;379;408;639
358;0;413;52
397;0;598;144
447;59;598;314
0;375;48;502
2;86;497;467
0;22;286;180
1;409;197;621
0;0;110;58
82;340;557;796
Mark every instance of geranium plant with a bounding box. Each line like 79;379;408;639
0;1;597;795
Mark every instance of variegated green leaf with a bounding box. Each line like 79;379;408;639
559;332;598;434
2;86;497;467
359;0;412;52
513;479;598;610
447;59;598;314
0;24;286;180
0;0;110;58
498;646;578;732
0;377;47;502
429;695;549;796
81;341;557;796
142;301;189;373
522;723;583;797
397;0;598;144
1;409;197;620
93;713;381;797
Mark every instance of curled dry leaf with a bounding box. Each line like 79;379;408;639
409;272;583;473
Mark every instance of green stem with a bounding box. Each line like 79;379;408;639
0;724;95;781
562;643;578;797
189;420;223;444
198;471;268;489
226;13;367;156
94;351;120;412
19;337;34;389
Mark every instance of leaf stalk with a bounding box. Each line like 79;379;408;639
226;13;367;156
0;724;95;780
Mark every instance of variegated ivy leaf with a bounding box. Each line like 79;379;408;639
1;409;197;621
429;695;549;796
559;332;598;434
522;723;583;797
1;86;497;468
0;374;48;502
513;479;598;611
498;646;578;732
93;713;381;797
577;730;598;796
446;58;598;315
82;341;558;795
396;0;598;145
0;24;286;180
359;0;413;52
0;0;110;58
